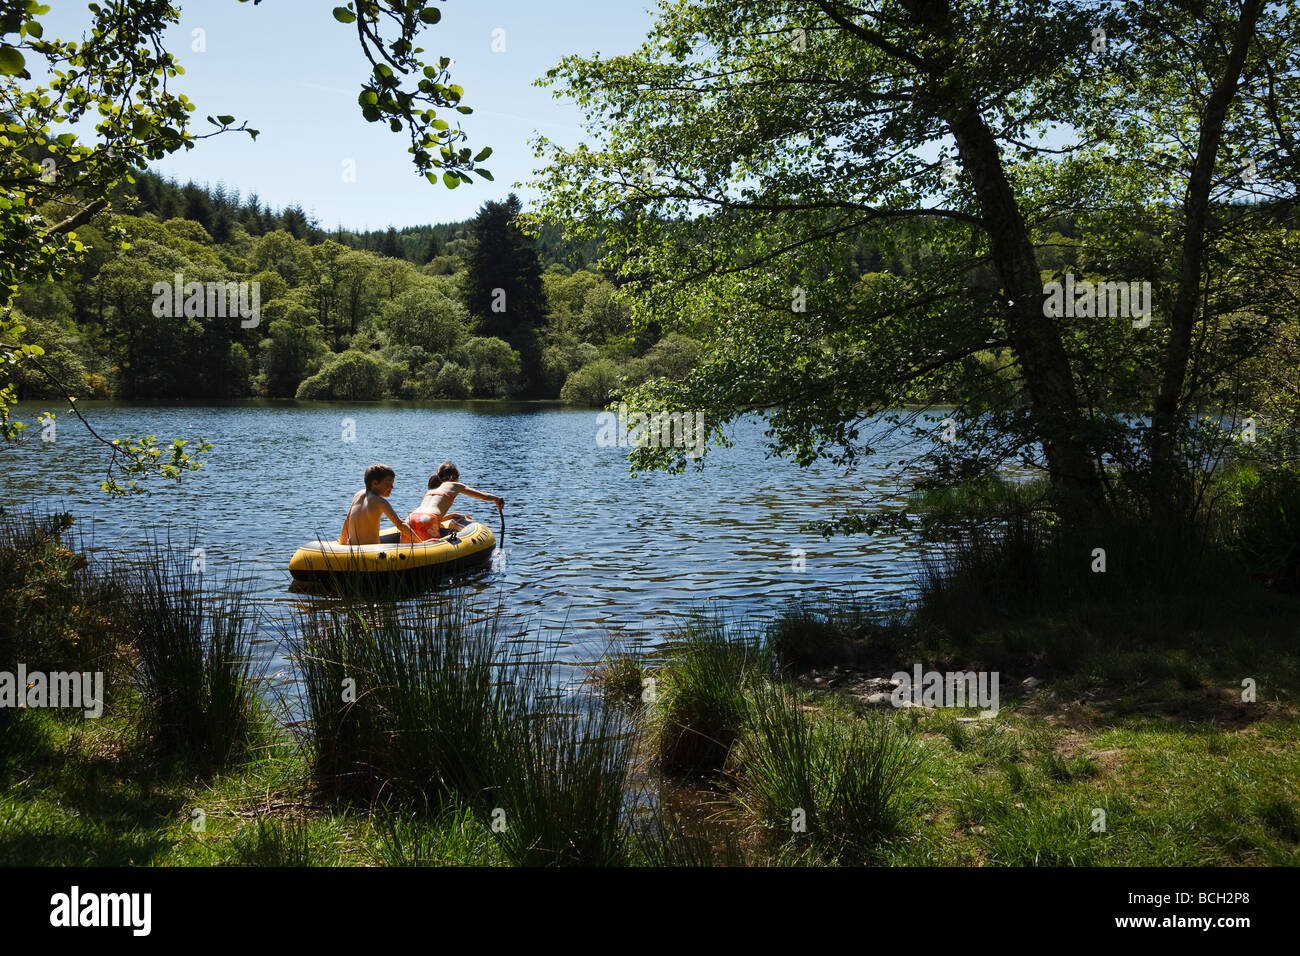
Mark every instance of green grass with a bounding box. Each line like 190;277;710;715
371;803;504;866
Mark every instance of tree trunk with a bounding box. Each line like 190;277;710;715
947;101;1106;516
1149;0;1264;518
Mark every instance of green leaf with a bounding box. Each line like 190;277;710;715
473;146;492;162
418;7;440;24
0;45;26;76
442;171;460;189
216;114;235;125
474;168;494;181
332;6;356;23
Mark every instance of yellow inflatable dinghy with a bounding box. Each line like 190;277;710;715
288;517;496;591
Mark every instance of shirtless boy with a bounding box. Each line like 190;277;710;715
406;461;504;542
338;464;415;545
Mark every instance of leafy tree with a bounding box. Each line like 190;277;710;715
542;270;602;335
5;310;88;399
560;359;620;406
540;334;600;395
462;335;521;398
257;299;329;397
574;280;633;345
1;0;489;492
295;349;392;400
432;360;471;399
642;332;701;381
255;230;309;285
533;0;1300;526
383;285;468;351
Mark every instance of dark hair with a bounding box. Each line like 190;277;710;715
429;462;459;488
365;463;395;489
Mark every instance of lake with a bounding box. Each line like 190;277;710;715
3;400;932;665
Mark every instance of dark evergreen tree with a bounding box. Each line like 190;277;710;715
464;193;546;394
158;188;181;220
282;205;308;239
422;230;443;262
181;183;213;232
211;206;233;243
380;226;403;259
135;173;158;214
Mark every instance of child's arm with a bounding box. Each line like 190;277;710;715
338;515;350;545
379;497;415;540
454;483;504;510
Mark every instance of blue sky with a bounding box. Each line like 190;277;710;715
41;0;661;230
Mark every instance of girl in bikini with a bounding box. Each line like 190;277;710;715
405;462;505;542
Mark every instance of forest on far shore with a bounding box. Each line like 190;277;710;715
6;173;704;406
6;171;1006;408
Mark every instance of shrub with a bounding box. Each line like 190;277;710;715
295;350;392;400
431;360;471;399
382;286;469;351
1216;466;1300;590
463;336;521;398
560;359;620;406
0;510;122;742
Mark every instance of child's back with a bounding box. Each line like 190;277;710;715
339;465;413;545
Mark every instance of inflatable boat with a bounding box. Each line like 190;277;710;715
288;517;496;593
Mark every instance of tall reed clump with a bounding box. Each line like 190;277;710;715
119;540;267;769
490;696;636;866
914;508;1046;632
290;595;509;806
291;595;639;865
654;615;774;774
765;597;909;671
732;682;926;864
